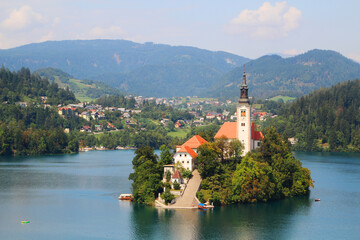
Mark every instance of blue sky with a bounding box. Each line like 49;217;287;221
0;0;359;62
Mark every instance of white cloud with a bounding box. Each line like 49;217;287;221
40;31;55;42
1;5;44;30
89;25;124;38
226;1;301;39
283;48;305;56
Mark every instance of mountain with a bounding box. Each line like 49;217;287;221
35;67;122;102
210;49;360;99
267;79;360;152
0;39;249;97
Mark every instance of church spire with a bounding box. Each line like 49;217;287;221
239;65;249;104
242;65;247;86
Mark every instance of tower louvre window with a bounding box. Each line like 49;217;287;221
241;110;246;117
241;123;245;126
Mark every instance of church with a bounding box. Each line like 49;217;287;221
214;67;263;155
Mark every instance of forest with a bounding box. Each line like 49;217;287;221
266;79;360;152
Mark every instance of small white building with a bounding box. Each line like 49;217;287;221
171;170;183;184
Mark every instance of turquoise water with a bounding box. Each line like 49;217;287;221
0;150;359;239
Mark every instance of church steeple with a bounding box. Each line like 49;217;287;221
239;65;249;104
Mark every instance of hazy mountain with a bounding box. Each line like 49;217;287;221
210;49;360;99
0;39;249;97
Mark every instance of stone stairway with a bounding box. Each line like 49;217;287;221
171;169;202;207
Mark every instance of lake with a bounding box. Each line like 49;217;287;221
0;150;359;240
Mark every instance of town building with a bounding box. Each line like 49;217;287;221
214;67;263;155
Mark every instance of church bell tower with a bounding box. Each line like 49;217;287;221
237;65;251;154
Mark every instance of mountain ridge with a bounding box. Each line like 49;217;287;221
210;49;360;99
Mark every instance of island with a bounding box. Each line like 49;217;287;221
128;69;313;207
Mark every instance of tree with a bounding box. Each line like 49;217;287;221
196;142;221;179
128;146;163;205
158;144;173;166
182;169;192;179
173;180;180;190
161;188;175;205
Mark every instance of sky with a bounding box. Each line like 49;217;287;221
0;0;359;62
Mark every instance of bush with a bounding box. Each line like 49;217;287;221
173;180;180;190
182;169;192;179
165;170;171;182
196;191;205;203
161;189;175;205
210;192;222;206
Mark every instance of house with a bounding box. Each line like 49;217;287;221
132;110;142;114
161;119;169;126
163;164;175;176
206;112;217;119
95;124;103;131
214;69;263;155
80;125;92;132
16;102;28;108
98;112;106;119
171;170;183;184
58;107;78;118
288;137;298;145
173;135;208;171
80;112;91;121
174;121;182;129
107;122;116;129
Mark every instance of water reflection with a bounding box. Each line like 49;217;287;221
129;194;312;240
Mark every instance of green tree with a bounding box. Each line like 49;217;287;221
128;146;163;205
196;142;221;179
158;144;173;166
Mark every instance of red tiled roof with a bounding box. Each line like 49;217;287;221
181;135;208;149
172;170;182;179
214;122;237;139
177;146;198;158
214;122;264;141
251;122;264;140
58;107;77;111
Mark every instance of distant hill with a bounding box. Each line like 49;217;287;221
35;67;122;102
0;67;76;105
210;49;360;99
267;79;360;152
0;39;249;97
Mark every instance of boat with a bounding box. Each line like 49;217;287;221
118;194;133;201
198;203;207;210
315;198;321;202
21;220;30;224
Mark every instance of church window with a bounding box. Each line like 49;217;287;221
185;154;187;157
187;161;189;163
179;154;182;157
182;161;184;163
241;110;246;117
241;123;245;126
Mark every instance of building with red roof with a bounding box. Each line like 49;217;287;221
214;67;263;155
173;135;207;171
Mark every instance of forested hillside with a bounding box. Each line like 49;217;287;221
0;68;82;155
35;67;122;101
210;50;360;99
0;67;76;104
0;39;249;97
266;79;360;152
